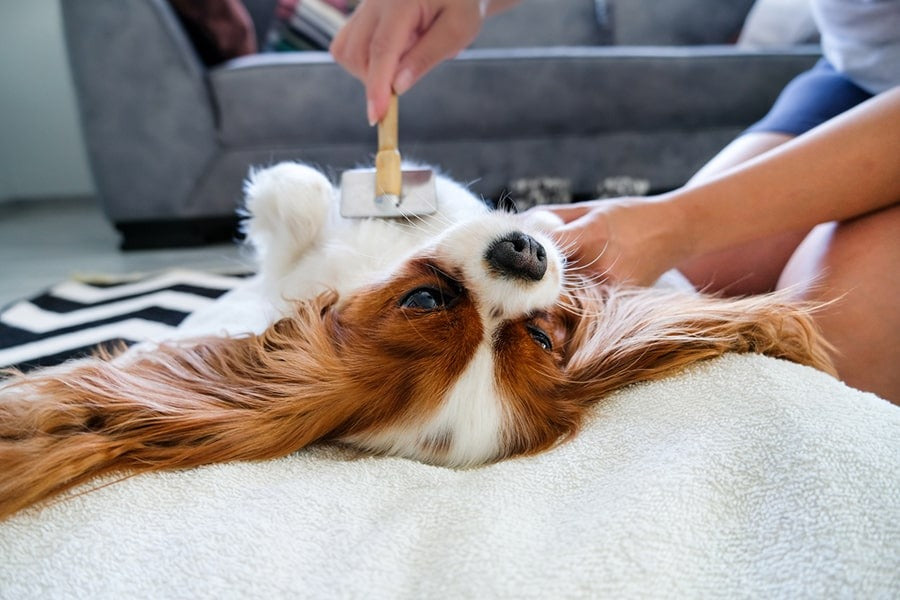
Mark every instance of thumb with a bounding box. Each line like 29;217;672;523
549;216;591;262
393;13;479;95
365;9;420;123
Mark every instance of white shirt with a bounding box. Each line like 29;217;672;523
812;0;900;93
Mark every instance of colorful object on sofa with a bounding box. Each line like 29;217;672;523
167;0;258;64
268;0;358;50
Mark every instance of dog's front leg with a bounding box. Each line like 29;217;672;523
242;162;337;283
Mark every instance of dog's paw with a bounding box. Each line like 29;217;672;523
242;162;335;259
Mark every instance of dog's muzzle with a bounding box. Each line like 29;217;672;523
486;231;548;281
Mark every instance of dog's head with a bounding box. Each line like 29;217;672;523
297;202;835;468
327;209;584;467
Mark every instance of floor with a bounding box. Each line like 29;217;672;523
0;197;252;309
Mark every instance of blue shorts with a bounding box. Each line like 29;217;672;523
746;59;873;136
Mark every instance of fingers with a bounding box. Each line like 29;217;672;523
546;209;633;284
330;3;405;124
554;214;602;262
365;8;422;124
525;206;604;268
331;0;486;124
330;6;376;81
549;223;587;267
392;7;482;96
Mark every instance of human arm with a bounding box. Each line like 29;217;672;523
543;86;900;285
330;0;521;125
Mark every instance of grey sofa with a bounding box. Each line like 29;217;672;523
63;0;820;248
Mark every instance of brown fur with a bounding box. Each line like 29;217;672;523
0;292;350;521
0;280;834;521
494;283;834;458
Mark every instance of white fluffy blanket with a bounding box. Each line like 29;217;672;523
1;348;898;597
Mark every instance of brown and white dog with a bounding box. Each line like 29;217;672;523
0;163;834;520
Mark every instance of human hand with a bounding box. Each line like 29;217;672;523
330;0;491;125
534;197;692;286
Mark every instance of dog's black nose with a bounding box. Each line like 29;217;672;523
486;231;547;281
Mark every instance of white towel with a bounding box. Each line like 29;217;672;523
2;353;898;598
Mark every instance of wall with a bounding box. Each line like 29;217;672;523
0;0;95;202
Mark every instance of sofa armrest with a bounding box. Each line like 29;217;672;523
62;0;219;221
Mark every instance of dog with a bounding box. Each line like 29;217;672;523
0;163;834;520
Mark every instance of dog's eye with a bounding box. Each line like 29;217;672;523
401;288;445;311
526;325;553;351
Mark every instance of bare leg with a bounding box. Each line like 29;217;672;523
688;132;792;184
678;131;900;401
678;132;811;295
777;203;900;403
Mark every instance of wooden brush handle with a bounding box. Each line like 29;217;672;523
378;94;399;151
375;94;402;197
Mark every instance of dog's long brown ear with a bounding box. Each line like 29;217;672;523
563;286;835;403
0;293;353;521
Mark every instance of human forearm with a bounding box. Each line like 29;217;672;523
665;87;900;259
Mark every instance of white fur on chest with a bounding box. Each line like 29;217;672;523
343;344;505;467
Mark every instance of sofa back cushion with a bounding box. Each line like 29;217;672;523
472;0;757;49
473;0;611;47
610;0;756;45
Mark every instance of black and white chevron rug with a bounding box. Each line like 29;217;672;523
0;269;251;373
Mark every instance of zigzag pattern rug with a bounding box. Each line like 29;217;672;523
0;269;251;373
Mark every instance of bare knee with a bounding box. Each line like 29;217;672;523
779;203;900;403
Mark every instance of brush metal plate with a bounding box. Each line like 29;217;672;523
340;168;437;218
